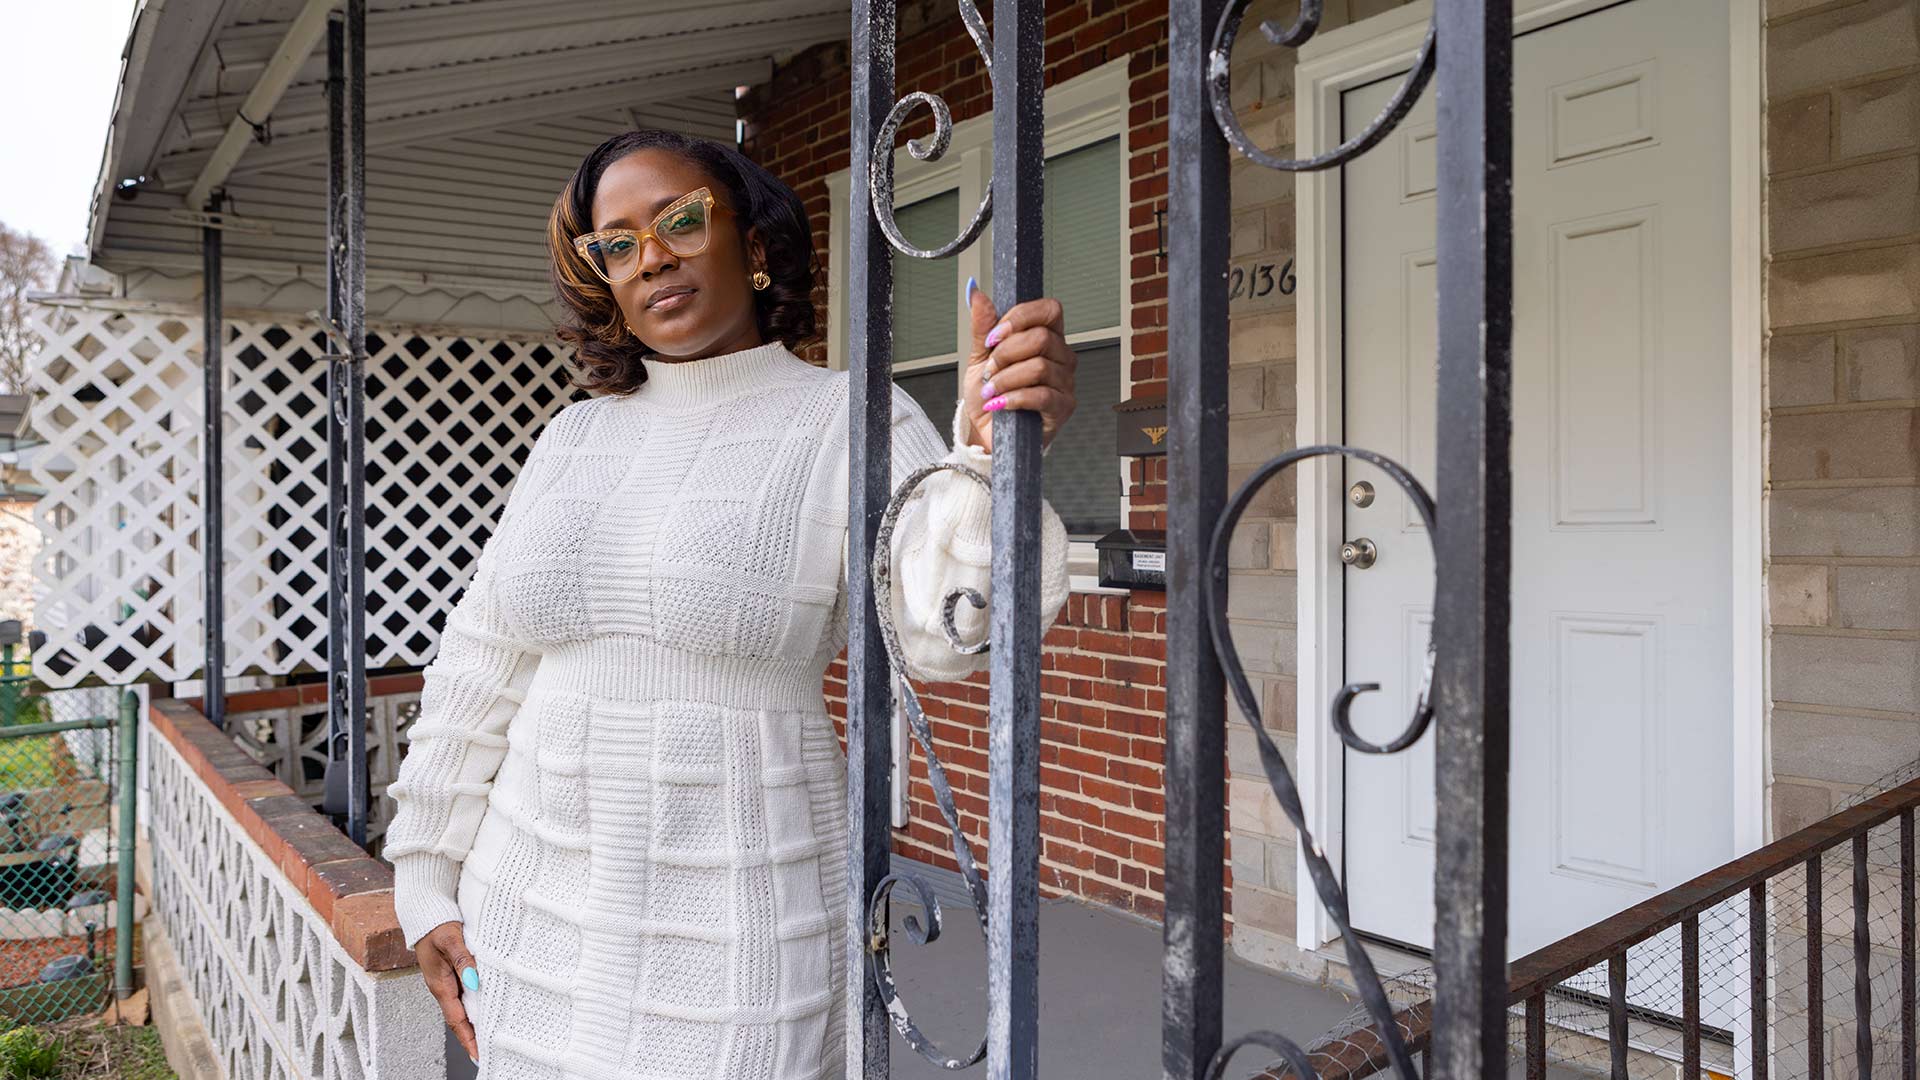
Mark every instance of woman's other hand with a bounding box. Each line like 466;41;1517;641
417;921;481;1063
960;278;1078;454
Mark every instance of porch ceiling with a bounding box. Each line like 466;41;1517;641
89;0;849;293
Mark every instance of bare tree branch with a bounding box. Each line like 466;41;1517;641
0;224;57;396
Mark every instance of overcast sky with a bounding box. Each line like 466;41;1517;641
2;1;142;258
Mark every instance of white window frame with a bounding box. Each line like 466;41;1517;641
826;56;1134;596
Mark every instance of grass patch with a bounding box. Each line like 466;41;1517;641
0;1020;175;1080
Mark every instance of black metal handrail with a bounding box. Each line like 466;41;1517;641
1267;778;1920;1080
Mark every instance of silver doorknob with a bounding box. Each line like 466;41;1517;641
1340;537;1378;569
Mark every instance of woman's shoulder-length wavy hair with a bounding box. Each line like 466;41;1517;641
546;129;820;395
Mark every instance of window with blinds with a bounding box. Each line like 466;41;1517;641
1041;136;1122;336
890;191;960;362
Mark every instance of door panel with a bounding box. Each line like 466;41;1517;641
1338;0;1733;965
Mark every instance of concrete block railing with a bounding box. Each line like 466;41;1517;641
146;698;444;1080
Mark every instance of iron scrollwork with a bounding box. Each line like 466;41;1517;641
1203;447;1437;1080
1208;0;1436;173
1204;3;1440;1078
868;2;994;260
857;3;1010;1066
864;460;995;1070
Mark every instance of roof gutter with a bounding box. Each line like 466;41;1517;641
182;0;337;211
85;0;168;255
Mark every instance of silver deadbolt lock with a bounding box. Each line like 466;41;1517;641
1340;537;1378;569
1348;481;1375;508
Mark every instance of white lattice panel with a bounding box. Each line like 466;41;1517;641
149;721;443;1080
26;299;581;688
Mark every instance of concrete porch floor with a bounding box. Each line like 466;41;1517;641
444;888;1362;1079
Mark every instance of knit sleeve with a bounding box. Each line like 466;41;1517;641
839;383;1072;683
385;441;548;949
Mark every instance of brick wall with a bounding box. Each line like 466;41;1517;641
1763;0;1920;831
741;0;1203;926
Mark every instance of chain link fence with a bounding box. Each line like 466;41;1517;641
0;666;138;1028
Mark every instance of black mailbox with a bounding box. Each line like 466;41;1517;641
1114;396;1168;457
1095;529;1166;590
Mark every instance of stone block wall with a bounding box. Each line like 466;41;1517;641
1764;0;1920;832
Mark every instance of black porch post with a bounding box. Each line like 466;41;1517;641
986;3;1046;1077
1162;0;1229;1077
325;0;370;848
201;206;225;730
846;1;895;1074
1429;1;1514;1078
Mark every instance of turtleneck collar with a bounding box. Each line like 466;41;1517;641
633;341;800;407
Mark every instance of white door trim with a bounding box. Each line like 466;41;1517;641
1289;0;1765;953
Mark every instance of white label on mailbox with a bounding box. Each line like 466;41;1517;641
1131;550;1166;573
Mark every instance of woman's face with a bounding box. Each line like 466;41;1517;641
589;148;766;362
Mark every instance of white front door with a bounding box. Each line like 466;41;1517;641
1339;0;1734;960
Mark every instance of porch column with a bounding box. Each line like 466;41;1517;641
1161;0;1229;1077
324;0;371;847
201;202;225;730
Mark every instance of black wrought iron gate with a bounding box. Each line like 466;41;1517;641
844;1;1514;1078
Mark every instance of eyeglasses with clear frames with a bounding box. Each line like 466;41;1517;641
571;187;720;286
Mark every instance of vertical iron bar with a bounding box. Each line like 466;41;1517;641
1857;833;1874;1080
1753;881;1770;1080
1684;914;1702;1080
987;4;1045;1078
1812;854;1826;1080
846;2;895;1075
200;204;224;730
1429;2;1514;1079
1525;993;1546;1080
1162;0;1229;1076
113;688;138;1000
1609;953;1629;1080
1902;810;1914;1080
325;2;370;847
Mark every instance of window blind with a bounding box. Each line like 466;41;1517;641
1042;137;1122;336
890;190;960;362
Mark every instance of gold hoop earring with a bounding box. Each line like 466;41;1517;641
751;270;771;290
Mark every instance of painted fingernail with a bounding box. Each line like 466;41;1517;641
984;322;1008;349
984;395;1007;412
460;966;480;992
963;275;977;308
979;378;995;400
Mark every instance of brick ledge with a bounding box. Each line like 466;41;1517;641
147;698;413;973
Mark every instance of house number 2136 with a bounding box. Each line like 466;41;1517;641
1229;258;1296;301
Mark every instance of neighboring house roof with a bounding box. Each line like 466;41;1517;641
87;0;848;295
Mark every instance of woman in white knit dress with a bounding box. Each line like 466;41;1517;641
384;128;1077;1079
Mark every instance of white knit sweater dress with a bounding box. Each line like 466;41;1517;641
384;340;1071;1080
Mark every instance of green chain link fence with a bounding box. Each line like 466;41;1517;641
0;642;139;1027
